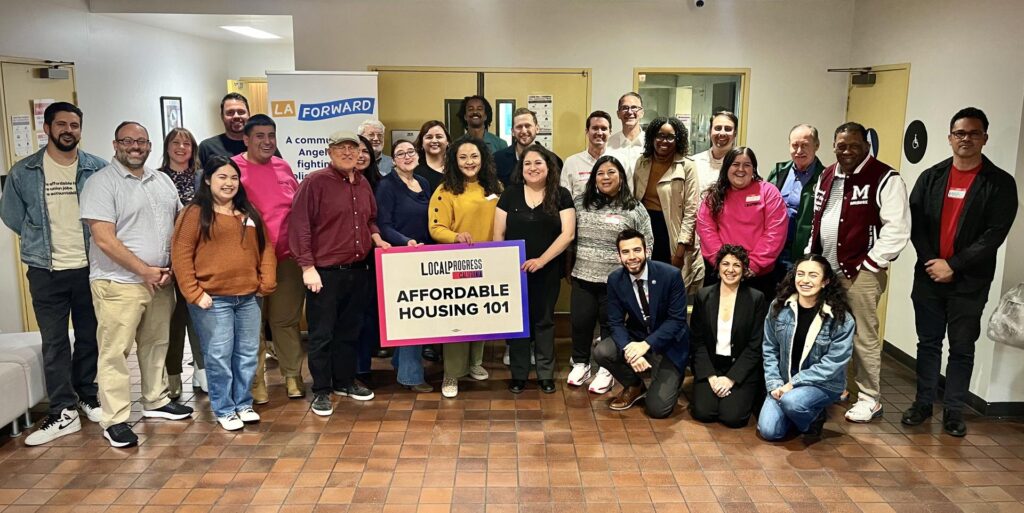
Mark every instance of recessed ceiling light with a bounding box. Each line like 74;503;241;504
220;26;281;40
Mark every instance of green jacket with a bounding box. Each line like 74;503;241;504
766;157;825;261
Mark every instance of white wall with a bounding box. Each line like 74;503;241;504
226;42;294;79
851;0;1024;403
0;0;229;332
287;0;853;167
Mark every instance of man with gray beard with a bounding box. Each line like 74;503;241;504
80;121;194;447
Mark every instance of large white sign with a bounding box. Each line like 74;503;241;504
267;71;378;181
376;242;530;347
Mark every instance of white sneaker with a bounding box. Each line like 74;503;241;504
567;362;592;387
468;365;489;381
217;413;244;431
77;398;103;423
588;367;615;394
25;409;81;446
442;376;458;398
845;397;883;423
194;368;209;393
503;345;510;366
237;408;260;424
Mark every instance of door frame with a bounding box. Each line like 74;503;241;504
632;67;751;147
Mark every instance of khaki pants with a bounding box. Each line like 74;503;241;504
256;259;306;381
839;268;888;403
90;281;174;428
444;342;485;379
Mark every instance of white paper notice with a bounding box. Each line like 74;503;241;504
527;95;554;148
36;132;49;150
33;99;55;131
12;115;32;157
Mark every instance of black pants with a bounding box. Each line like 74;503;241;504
592;336;682;419
570;278;610;363
356;254;380;374
305;267;369;394
648;208;671;264
510;265;560;380
690;358;760;428
26;266;99;414
912;282;988;414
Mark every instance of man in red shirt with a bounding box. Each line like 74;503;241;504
289;130;391;416
904;108;1018;436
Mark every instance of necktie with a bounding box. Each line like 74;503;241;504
636;278;651;325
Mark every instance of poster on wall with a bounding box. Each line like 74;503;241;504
32;99;54;131
376;241;530;347
267;71;379;181
11;115;32;157
528;95;554;149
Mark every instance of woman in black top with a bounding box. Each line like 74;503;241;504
413;120;450;195
690;244;768;428
355;135;385;383
494;144;576;394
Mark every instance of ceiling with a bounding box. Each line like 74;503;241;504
103;13;293;43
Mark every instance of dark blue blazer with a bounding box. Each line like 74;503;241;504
607;260;690;373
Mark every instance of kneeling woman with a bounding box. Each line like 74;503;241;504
758;254;853;441
172;156;277;431
690;245;768;428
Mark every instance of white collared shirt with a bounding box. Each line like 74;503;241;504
608;131;645;177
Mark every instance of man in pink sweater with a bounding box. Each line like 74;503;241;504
232;114;306;403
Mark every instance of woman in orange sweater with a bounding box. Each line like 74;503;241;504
172;155;277;431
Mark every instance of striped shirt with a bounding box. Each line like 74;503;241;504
820;176;845;270
571;197;653;283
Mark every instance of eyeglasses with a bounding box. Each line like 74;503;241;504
394;150;417;159
116;138;150;146
618;106;643;113
331;145;359;155
654;134;676;142
951;130;985;140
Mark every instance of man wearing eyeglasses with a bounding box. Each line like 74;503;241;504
607;92;645;176
902;107;1017;437
357;119;393;176
289;131;392;417
494;108;563;186
805;121;910;424
80;121;195;448
232;114;305;404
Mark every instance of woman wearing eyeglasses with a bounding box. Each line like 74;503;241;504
376;140;433;393
632;116;703;293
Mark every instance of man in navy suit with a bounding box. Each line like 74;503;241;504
593;228;691;418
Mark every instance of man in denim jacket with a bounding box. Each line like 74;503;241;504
0;102;107;446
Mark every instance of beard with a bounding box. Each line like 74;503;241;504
115;149;148;170
49;132;79;152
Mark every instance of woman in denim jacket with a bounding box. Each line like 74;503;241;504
758;253;854;441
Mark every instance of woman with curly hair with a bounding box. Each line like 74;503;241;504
428;136;503;398
697;146;787;299
633;116;703;293
494;144;575;394
758;253;854;441
690;245;768;428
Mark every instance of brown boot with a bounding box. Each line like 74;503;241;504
286;376;305;399
251;375;269;405
609;383;647;411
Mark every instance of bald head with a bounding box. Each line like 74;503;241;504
789;124;819;170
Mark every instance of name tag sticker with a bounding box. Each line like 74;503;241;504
604;214;625;225
745;194;761;205
486;194;499;201
244;217;256;227
948;188;967;199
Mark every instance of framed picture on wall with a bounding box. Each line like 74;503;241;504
160;96;183;137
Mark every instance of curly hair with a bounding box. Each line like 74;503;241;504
772;253;851;327
703;146;761;220
442;136;503;197
512;143;563;216
457;95;494;128
582;155;637;211
642;116;689;159
715;244;750;277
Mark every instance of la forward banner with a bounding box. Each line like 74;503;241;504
266;71;378;181
376;241;530;347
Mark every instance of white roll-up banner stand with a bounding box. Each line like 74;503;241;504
267;71;378;181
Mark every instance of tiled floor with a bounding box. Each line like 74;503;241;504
1;340;1022;513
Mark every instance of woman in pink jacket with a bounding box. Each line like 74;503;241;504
697;147;788;298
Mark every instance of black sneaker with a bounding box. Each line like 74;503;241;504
942;410;967;437
103;422;138;448
539;379;556;394
901;403;933;426
422;346;441;362
334;383;374;401
508;379;526;394
354;372;376;390
311;393;333;416
143;401;194;420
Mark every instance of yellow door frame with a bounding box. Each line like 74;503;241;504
633;67;751;146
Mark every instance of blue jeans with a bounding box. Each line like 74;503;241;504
188;295;261;418
392;345;426;386
757;385;837;441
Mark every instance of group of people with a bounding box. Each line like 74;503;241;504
1;89;1015;448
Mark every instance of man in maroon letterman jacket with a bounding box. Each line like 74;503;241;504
901;108;1017;437
805;122;910;423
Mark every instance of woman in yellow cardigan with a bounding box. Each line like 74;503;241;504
429;136;504;398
